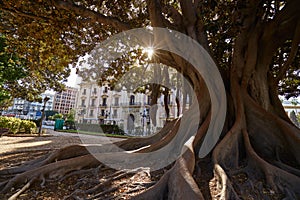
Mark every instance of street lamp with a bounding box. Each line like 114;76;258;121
140;109;147;136
38;96;50;136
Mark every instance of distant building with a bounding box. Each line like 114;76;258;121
75;81;180;135
6;93;54;119
53;86;78;115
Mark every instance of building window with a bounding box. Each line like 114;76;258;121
101;109;105;116
91;99;95;107
102;98;107;106
104;87;108;93
113;109;118;118
93;88;97;94
130;95;135;105
90;110;94;117
81;99;85;107
83;89;86;95
114;97;119;106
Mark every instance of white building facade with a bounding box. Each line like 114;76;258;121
75;81;179;135
7;93;54;119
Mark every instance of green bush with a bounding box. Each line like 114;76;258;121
76;123;125;135
0;116;36;134
19;120;37;133
64;119;76;130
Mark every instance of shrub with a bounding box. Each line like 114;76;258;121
0;116;36;134
76;123;125;135
64;119;76;130
20;120;37;133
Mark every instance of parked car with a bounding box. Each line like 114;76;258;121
44;121;55;126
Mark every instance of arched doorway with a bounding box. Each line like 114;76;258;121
127;114;135;134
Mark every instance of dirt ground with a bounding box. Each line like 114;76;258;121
0;130;165;199
0;129;220;200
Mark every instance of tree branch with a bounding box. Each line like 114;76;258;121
161;3;182;27
146;0;165;27
1;7;51;22
53;0;131;31
265;0;300;43
276;20;300;82
257;0;300;84
179;0;196;27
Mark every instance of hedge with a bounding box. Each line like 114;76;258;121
76;123;125;135
0;116;37;134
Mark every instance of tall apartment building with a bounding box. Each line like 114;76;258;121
53;86;78;115
75;81;180;135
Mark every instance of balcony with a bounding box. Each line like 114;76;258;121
129;102;142;106
99;103;107;108
120;102;142;107
91;92;98;98
98;115;106;119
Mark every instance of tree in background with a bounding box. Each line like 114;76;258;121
0;1;300;199
44;110;59;120
64;109;76;130
50;113;63;120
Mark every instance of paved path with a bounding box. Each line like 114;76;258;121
0;129;125;155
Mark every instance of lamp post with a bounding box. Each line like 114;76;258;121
140;109;147;136
38;96;50;136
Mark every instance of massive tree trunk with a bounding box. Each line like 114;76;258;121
1;0;300;199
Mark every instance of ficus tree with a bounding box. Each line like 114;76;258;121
0;0;299;199
0;35;27;106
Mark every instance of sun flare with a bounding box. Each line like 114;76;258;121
144;47;154;60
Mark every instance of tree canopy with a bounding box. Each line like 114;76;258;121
0;35;27;106
1;1;299;100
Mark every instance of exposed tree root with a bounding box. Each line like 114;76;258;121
0;154;100;194
242;129;300;198
1;96;300;199
133;136;204;200
211;93;300;199
7;178;35;200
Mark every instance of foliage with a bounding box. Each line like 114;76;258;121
52;113;63;120
0;116;36;134
0;35;27;105
66;109;75;121
0;29;70;103
19;119;37;133
0;1;299;199
76;123;125;135
0;0;297;101
44;110;59;120
64;110;78;130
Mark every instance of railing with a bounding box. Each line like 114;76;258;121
120;102;142;106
